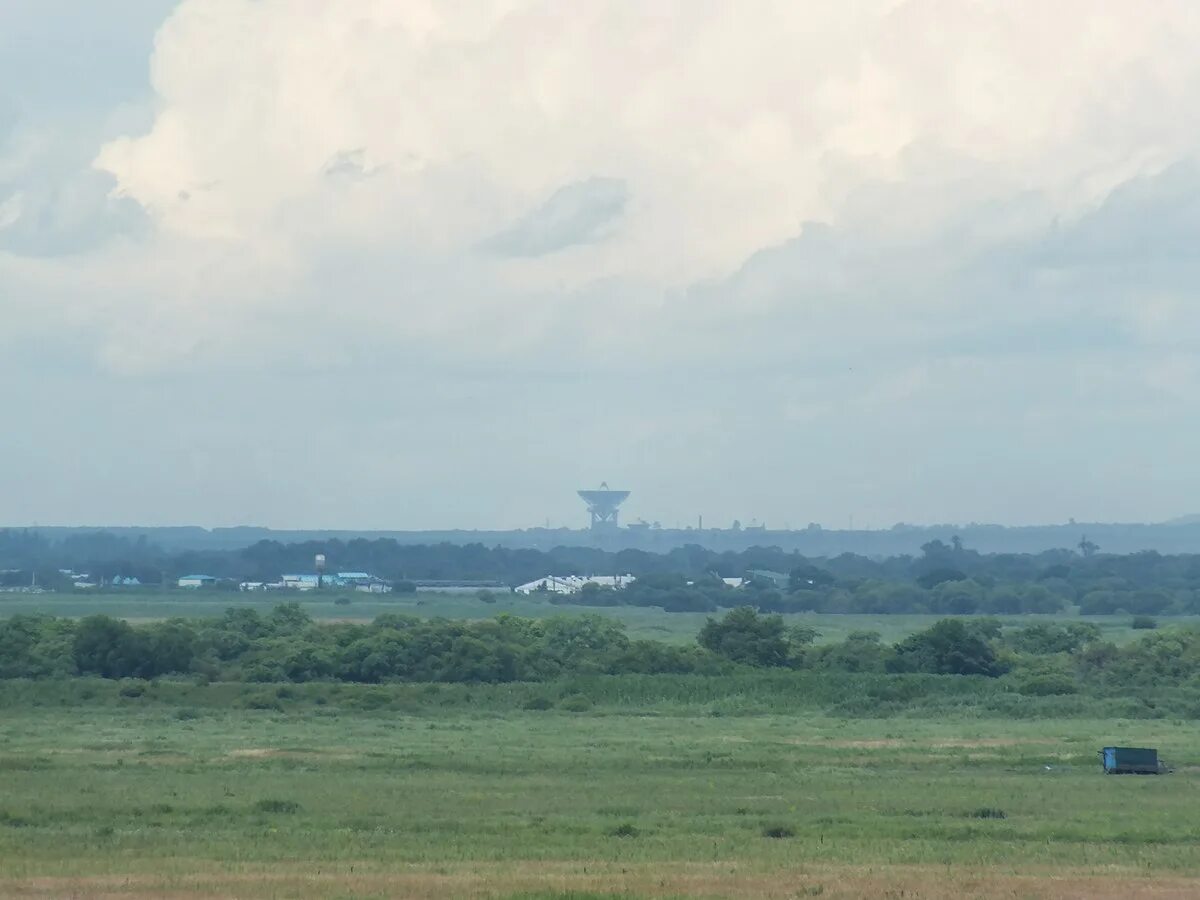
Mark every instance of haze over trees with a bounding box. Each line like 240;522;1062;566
8;530;1200;616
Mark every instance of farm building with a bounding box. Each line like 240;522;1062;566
177;575;216;588
514;574;635;595
280;572;391;592
281;574;322;590
336;572;392;593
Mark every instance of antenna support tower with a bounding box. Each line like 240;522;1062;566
577;482;630;530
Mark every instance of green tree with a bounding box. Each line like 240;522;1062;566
0;615;75;678
889;619;1004;676
538;615;630;671
268;602;313;635
144;620;199;675
917;568;969;591
697;607;789;667
810;631;889;672
73;615;150;679
788;565;834;591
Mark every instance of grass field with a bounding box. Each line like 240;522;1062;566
1;678;1199;898
2;596;1195;897
0;590;1182;645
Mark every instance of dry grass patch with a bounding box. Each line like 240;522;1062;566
813;737;1059;749
6;863;1200;899
224;747;354;761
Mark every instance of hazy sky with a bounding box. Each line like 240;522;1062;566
4;1;1200;531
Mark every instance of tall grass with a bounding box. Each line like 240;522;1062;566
0;671;1191;720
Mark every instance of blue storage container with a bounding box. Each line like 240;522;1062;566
1100;746;1160;774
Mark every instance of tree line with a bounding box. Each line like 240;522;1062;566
8;529;1200;615
0;603;1195;697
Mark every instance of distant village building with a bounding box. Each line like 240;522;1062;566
61;569;98;588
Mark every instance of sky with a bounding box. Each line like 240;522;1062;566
3;1;1200;531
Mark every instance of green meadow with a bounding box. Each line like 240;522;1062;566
1;676;1199;898
2;595;1198;896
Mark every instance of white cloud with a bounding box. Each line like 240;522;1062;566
67;0;1200;372
7;1;1200;526
0;192;20;230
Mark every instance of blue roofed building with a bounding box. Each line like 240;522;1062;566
279;572;391;592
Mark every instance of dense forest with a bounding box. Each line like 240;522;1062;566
0;605;1197;709
7;529;1200;616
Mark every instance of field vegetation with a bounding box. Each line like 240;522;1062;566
2;605;1200;708
8;531;1200;895
3;590;1187;649
2;675;1200;897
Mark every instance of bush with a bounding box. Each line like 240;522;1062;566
1017;674;1078;696
609;822;639;838
968;807;1007;819
334;596;351;607
522;696;554;711
239;692;283;711
558;694;593;712
254;798;301;814
761;823;795;838
350;689;393;710
1132;616;1158;630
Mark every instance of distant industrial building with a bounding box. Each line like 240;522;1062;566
336;572;391;593
178;575;216;588
515;574;635;595
280;574;322;590
279;572;391;592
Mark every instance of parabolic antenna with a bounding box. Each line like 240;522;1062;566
577;482;631;529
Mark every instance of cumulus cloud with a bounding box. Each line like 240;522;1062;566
7;1;1200;525
55;1;1200;369
484;177;629;257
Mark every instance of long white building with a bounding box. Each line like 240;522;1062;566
514;574;635;595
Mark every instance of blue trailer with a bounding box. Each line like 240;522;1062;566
1099;746;1164;774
